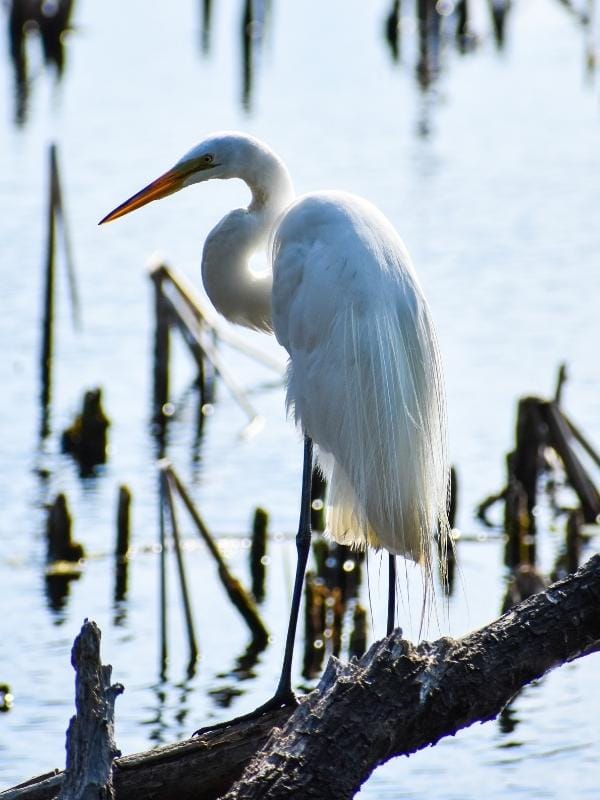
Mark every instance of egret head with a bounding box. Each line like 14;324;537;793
99;132;280;224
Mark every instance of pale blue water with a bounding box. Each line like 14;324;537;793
0;0;599;796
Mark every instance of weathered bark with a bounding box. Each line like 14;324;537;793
59;621;123;800
2;710;293;800
4;556;600;800
224;554;600;799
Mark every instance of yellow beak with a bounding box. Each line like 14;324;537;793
99;166;185;225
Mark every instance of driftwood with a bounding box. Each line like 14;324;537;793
223;553;600;799
4;555;600;800
59;620;123;800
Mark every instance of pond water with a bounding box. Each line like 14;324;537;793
0;0;599;796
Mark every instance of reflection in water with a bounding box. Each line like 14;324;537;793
45;570;80;617
146;681;170;746
416;0;441;93
241;0;268;112
147;674;198;744
210;635;268;712
380;0;516;136
384;1;401;62
490;0;511;49
7;0;75;126
498;702;520;735
200;0;213;54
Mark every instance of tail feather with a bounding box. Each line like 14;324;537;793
312;291;448;572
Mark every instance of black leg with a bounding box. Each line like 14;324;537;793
193;436;314;736
387;553;396;636
273;435;314;699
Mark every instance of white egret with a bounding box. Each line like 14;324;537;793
100;131;449;725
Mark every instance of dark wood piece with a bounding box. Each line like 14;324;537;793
543;401;600;522
223;554;600;800
250;508;268;602
6;556;600;800
46;493;84;563
59;621;123;800
61;388;110;475
150;264;171;420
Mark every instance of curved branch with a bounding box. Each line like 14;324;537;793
3;556;599;800
224;554;600;799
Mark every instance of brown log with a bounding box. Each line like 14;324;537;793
224;553;600;799
5;556;600;800
2;709;293;800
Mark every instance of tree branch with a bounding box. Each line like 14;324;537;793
3;556;599;800
224;553;600;799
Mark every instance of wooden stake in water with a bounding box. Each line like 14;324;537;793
161;469;199;668
150;265;171;421
46;493;85;563
250;507;268;602
39;143;81;439
158;476;168;678
40;145;59;438
165;462;269;645
114;485;131;603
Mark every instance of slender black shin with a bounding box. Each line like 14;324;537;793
274;435;314;699
193;436;314;736
387;553;396;636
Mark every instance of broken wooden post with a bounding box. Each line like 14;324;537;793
40;144;59;438
542;401;600;523
554;362;568;405
47;493;85;563
164;463;268;646
158;477;168;676
115;486;131;559
161;471;199;667
503;398;547;566
564;413;600;470
512;397;546;534
566;507;583;574
249;508;268;602
504;455;532;568
150;263;171;421
114;486;131;603
59;620;123;800
61;388;110;475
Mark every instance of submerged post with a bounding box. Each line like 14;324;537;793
150;263;170;420
40;143;59;438
47;493;85;563
250;507;268;602
114;486;131;603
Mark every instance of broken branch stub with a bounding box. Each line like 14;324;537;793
59;620;123;800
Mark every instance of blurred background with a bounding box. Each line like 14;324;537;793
1;0;599;796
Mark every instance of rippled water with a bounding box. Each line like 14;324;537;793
1;0;599;796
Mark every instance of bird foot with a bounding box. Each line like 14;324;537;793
192;690;298;738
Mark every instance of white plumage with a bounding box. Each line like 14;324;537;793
272;190;447;563
101;130;448;571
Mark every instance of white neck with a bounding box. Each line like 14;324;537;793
201;141;294;331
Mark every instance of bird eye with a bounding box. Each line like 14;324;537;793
202;154;214;164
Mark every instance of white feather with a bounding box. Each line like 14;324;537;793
272;191;448;568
